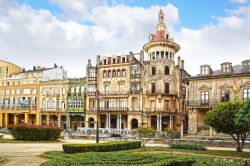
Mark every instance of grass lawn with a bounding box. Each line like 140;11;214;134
41;147;250;166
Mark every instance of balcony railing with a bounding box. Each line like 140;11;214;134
88;77;97;81
99;91;129;95
94;107;129;112
88;92;97;96
146;107;176;113
146;90;178;96
187;100;217;107
130;74;141;79
40;108;64;112
129;90;141;94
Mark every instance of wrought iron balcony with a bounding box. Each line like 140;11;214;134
129;90;141;94
187;100;217;108
99;107;129;111
146;90;178;96
146;107;176;113
130;74;141;79
99;91;129;96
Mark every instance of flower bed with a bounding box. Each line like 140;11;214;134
170;143;207;150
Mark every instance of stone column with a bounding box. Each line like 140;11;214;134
209;127;213;137
36;114;40;125
14;115;18;125
25;113;29;124
157;115;162;131
58;115;61;127
180;121;184;138
4;113;8;127
46;115;50;126
0;113;2;127
117;114;121;130
170;116;173;129
106;114;110;129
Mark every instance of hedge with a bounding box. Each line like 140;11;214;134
63;141;141;153
8;124;61;141
170;143;207;150
152;159;196;166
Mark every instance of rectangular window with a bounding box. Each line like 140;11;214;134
23;89;30;95
79;100;83;109
104;84;109;94
21;97;29;110
6;90;10;95
11;89;15;95
68;99;72;109
73;99;77;109
243;89;250;100
5;98;9;110
31;97;36;110
47;100;55;109
151;83;156;93
0;98;4;110
10;97;14;110
81;86;85;93
221;90;230;102
32;88;36;94
16;89;20;94
76;86;79;93
15;97;21;110
71;87;74;93
201;91;209;104
165;83;170;94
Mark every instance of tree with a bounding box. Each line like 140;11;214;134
132;126;156;147
235;99;250;150
204;100;250;152
164;128;176;155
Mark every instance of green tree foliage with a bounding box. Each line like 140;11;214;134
132;126;156;147
204;100;250;152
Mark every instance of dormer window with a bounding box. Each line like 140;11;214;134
103;59;107;65
112;58;116;64
242;60;250;71
221;62;232;73
200;65;210;75
122;57;126;63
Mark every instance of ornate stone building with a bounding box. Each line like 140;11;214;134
86;10;189;134
187;60;250;135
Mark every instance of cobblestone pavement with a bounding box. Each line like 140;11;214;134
0;138;250;166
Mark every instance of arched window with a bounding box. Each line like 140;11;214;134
152;67;156;75
122;69;126;77
103;70;107;78
112;70;116;77
108;70;111;78
165;66;169;75
117;69;121;77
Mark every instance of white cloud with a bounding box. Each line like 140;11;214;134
230;0;248;4
0;0;179;77
175;6;250;75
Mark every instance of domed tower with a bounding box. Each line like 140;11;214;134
142;10;186;134
143;9;180;61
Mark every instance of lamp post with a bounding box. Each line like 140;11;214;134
95;91;100;143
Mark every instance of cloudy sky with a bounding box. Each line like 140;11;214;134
0;0;250;77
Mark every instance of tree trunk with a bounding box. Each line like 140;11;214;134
236;140;243;152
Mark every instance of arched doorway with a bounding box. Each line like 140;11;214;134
88;117;94;128
131;118;138;129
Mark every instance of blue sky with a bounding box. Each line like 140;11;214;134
16;0;250;29
1;0;250;77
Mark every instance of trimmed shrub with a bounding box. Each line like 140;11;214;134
170;143;207;150
111;134;121;137
63;141;141;153
8;124;61;141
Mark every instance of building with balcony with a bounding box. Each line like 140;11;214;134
0;61;68;128
66;78;86;130
85;10;190;134
40;79;68;128
187;59;250;135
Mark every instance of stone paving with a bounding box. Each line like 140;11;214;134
0;137;250;166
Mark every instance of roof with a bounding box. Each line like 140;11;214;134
151;30;166;42
191;64;250;79
18;67;63;74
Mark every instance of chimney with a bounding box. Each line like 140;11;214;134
87;59;91;67
22;68;25;72
97;55;100;66
140;50;144;63
33;66;36;70
177;56;181;68
54;63;57;68
181;60;184;69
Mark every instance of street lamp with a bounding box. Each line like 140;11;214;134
95;91;100;143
